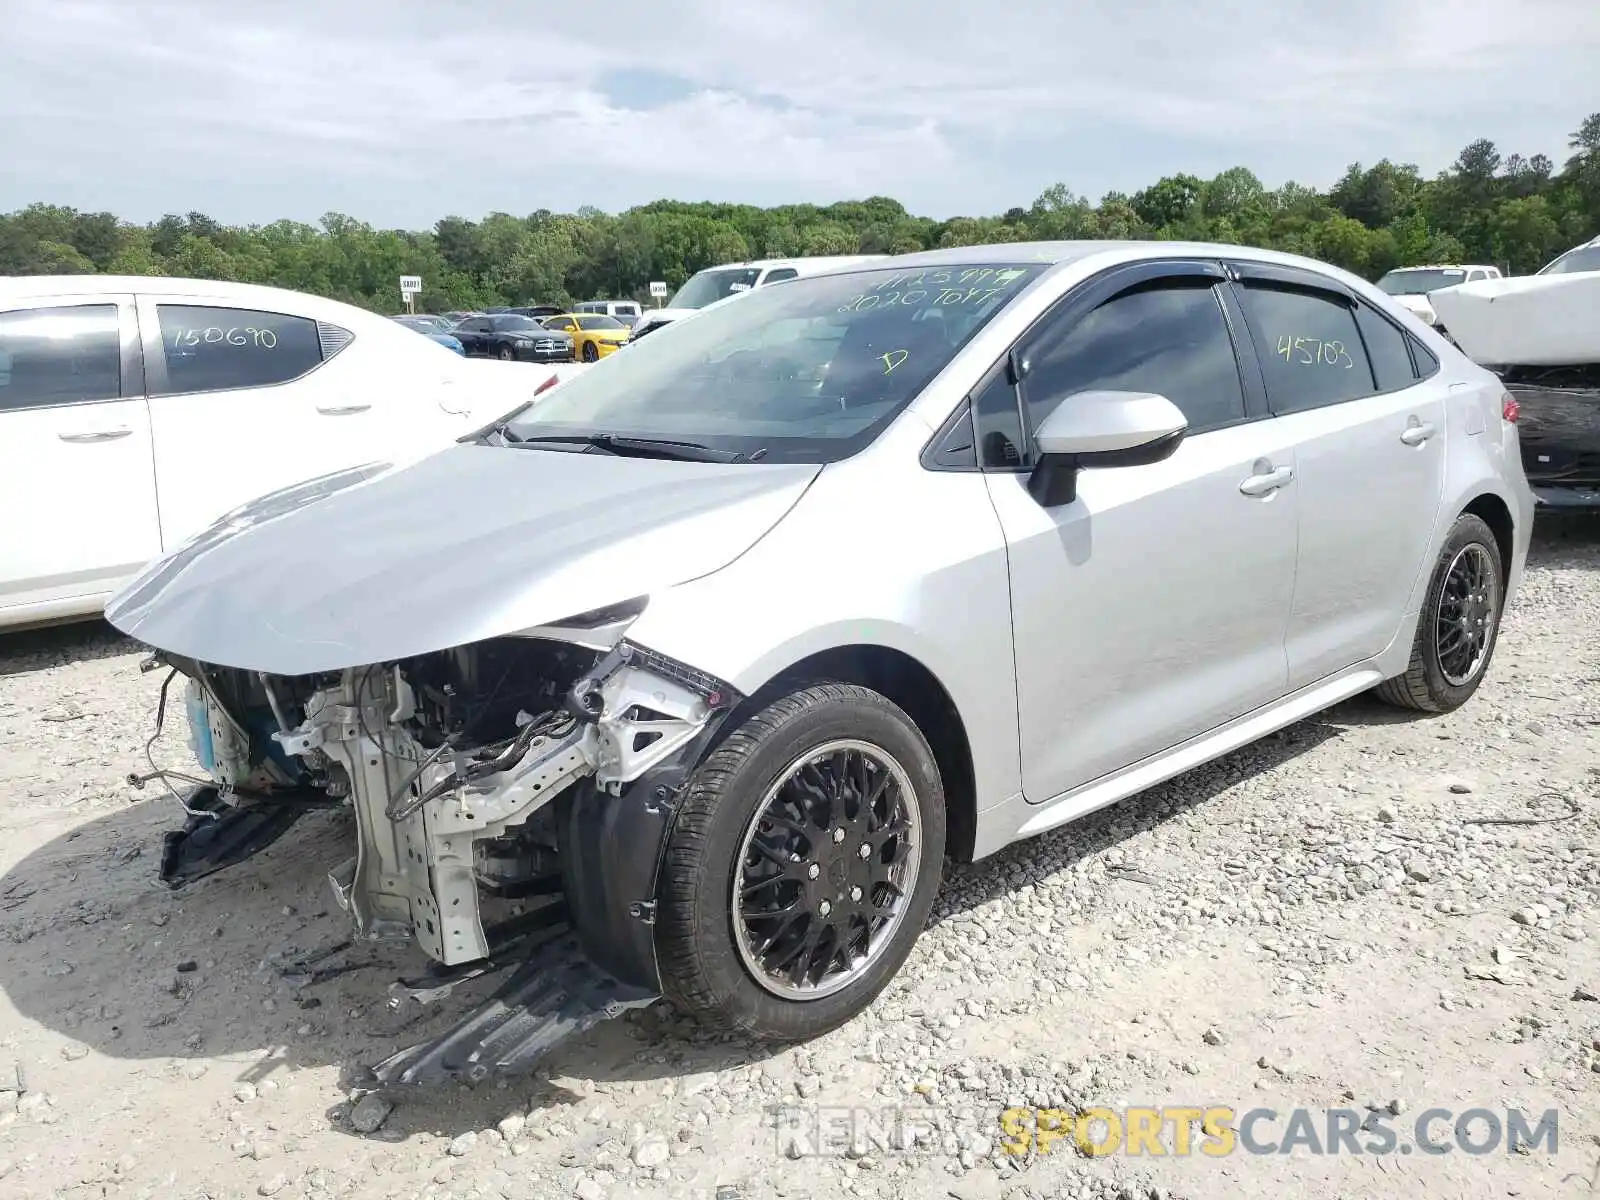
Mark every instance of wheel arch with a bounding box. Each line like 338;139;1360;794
716;643;980;864
1460;490;1515;591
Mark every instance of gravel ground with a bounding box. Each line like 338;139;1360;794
1;516;1597;1200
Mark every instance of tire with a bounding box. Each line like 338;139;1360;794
1374;512;1505;713
656;683;946;1040
497;344;516;361
581;340;599;362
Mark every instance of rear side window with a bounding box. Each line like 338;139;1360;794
156;305;323;396
761;268;799;285
1235;285;1376;414
0;304;121;411
1354;305;1417;393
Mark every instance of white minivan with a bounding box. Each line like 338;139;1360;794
0;276;566;631
629;255;888;340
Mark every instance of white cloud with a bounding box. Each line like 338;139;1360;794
1;0;1596;224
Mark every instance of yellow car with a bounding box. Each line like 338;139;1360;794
542;313;630;361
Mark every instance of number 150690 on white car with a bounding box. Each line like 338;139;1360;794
105;241;1533;1083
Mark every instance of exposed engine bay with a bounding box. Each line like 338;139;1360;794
132;631;739;1084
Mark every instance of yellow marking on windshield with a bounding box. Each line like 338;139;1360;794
881;349;909;374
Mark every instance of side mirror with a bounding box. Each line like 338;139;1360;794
1027;390;1188;508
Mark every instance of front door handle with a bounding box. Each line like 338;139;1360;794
316;404;371;416
1239;464;1294;497
58;428;132;443
1400;420;1436;446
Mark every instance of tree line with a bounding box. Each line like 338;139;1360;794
3;113;1597;316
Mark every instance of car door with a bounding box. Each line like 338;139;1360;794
139;295;400;548
456;317;491;355
979;261;1299;802
0;294;161;620
1224;262;1448;688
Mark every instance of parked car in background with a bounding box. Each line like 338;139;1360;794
390;315;466;355
396;314;455;333
453;313;574;362
542;312;630;360
1426;234;1600;509
442;310;480;323
104;241;1531;1084
573;300;643;328
629;255;888;341
1374;265;1501;332
0;276;557;630
507;305;565;320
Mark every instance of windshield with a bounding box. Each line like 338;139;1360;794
668;267;763;309
503;262;1045;463
1538;245;1600;276
575;314;624;330
1376;268;1468;295
491;315;539;331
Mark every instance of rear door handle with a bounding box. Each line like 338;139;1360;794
1239;464;1294;497
316;404;371;416
57;428;132;443
1400;420;1436;446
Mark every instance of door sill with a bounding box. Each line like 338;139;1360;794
1010;664;1385;841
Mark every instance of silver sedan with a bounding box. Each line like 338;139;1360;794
106;240;1534;1082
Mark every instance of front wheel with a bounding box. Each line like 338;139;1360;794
581;340;599;362
497;344;516;361
1374;512;1504;712
656;683;946;1040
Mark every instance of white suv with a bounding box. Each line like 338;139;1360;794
1375;264;1502;329
629;256;888;341
0;276;556;631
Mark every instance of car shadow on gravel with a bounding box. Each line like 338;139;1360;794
0;695;1371;1141
0;618;134;677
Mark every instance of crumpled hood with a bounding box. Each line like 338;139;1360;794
105;444;820;675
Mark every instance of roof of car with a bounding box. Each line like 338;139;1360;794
1382;264;1496;272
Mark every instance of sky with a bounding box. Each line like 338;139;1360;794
3;0;1598;228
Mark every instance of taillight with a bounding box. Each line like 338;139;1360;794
534;373;559;396
1501;393;1519;423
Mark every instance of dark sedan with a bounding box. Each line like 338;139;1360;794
452;313;574;363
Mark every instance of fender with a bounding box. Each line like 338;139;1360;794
557;703;742;991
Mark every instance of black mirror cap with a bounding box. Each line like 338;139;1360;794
1024;428;1186;509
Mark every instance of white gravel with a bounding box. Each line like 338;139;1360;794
1;516;1597;1200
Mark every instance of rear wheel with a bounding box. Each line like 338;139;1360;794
1374;512;1504;712
656;683;945;1040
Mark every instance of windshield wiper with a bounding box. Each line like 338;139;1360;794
510;433;753;463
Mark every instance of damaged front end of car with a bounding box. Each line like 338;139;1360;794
133;611;741;1086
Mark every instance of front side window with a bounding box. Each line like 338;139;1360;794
491;315;540;333
506;262;1046;463
761;268;799;285
1023;282;1247;437
156;305;322;396
0;304;122;412
667;267;762;309
1235;285;1377;414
